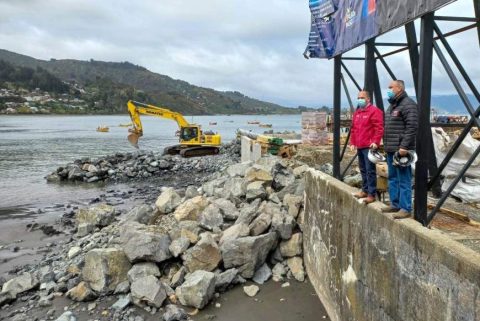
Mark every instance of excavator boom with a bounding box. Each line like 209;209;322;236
126;100;221;157
127;100;190;148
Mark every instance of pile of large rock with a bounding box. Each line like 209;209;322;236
4;156;308;321
45;140;241;184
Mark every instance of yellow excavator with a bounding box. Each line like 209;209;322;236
126;100;222;157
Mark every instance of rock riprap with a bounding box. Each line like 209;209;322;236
46;140;240;183
5;153;310;320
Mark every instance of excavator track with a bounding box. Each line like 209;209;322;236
163;145;183;155
163;145;220;157
179;146;220;158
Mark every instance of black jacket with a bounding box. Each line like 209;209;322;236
383;91;418;153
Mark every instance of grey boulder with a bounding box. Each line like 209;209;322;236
175;270;216;309
127;262;161;283
82;248;131;294
130;275;167;308
221;233;277;278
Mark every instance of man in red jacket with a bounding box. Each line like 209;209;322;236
350;91;384;204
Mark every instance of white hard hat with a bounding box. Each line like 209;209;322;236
393;150;417;167
368;149;386;164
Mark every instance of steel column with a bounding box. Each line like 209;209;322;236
414;13;435;226
364;39;376;97
406;20;442;199
333;56;342;179
475;0;480;45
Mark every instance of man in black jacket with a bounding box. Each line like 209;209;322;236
382;80;418;219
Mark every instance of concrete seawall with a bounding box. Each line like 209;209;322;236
304;169;480;321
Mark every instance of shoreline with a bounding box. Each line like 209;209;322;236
0;143;331;321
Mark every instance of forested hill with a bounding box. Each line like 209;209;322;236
0;49;298;115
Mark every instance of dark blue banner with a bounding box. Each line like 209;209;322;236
304;0;456;59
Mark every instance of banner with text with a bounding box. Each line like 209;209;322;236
304;0;456;59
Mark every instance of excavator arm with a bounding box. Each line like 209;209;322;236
127;100;190;148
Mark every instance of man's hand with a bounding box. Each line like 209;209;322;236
399;148;408;156
349;145;355;152
370;143;378;150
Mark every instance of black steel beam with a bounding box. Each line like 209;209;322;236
427;42;480;222
427;24;480;192
429;122;470;127
433;42;480;128
340;73;356;115
340;154;357;181
414;12;435;226
475;0;480;45
374;47;397;81
341;61;362;91
375;42;408;47
333;56;342;179
427;144;480;225
433;22;480;100
340;73;354;162
373;60;384;111
406;21;442;198
434;16;476;22
380;24;477;59
364;39;376;98
428;105;480;189
341;57;366;60
405;22;420;95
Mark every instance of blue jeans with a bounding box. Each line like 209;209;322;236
357;148;377;196
386;152;412;212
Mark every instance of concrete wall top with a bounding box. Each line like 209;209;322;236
304;168;480;321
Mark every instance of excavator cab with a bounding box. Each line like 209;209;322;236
180;126;199;143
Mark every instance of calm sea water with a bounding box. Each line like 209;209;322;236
0;114;301;212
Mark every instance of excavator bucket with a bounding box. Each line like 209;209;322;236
127;132;140;149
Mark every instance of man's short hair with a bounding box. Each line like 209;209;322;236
360;90;371;100
395;80;405;90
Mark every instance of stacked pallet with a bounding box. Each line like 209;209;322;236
301;112;329;145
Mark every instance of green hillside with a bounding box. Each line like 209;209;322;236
0;49;298;115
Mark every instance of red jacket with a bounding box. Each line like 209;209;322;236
350;104;384;149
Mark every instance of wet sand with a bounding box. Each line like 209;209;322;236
0;174;330;321
0;279;328;321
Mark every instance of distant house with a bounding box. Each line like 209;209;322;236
5;108;17;114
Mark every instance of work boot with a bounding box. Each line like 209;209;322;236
354;191;368;199
363;195;376;204
392;209;411;219
381;206;400;213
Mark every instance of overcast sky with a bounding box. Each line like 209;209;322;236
0;0;478;107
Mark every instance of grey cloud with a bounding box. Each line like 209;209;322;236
0;0;477;107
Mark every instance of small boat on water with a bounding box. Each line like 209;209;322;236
259;123;272;128
96;126;109;132
248;121;260;124
119;123;132;127
209;122;217;125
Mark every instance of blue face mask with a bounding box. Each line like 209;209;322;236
386;89;395;99
357;98;367;108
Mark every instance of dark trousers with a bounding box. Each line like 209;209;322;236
357;148;377;196
386;152;412;212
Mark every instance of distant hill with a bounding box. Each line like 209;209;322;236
431;94;476;115
0;60;69;93
0;49;298;115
